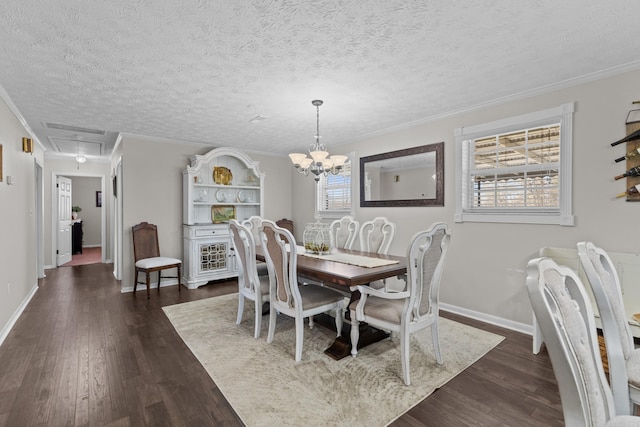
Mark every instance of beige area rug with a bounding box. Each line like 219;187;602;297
163;294;504;427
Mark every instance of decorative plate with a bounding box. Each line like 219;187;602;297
216;189;230;202
194;188;208;202
213;166;233;185
237;190;250;203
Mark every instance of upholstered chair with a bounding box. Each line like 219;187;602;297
525;256;640;426
241;215;269;276
230;220;270;338
577;242;640;416
330;216;359;250
350;222;450;385
260;220;345;362
359;216;395;254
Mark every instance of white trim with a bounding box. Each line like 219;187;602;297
440;302;533;336
0;284;38;347
455;102;575;226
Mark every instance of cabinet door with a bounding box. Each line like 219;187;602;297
198;239;232;275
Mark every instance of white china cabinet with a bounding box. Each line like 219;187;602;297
182;147;265;288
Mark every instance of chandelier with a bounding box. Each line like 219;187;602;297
289;100;348;182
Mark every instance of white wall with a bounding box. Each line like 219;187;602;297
292;69;640;332
0;94;43;343
118;135;293;292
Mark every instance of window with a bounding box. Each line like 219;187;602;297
455;103;574;225
316;157;353;217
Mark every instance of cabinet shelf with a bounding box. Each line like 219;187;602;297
194;183;260;190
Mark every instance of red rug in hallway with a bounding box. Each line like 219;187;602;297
62;247;102;266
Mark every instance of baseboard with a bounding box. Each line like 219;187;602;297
0;283;39;346
440;302;533;336
120;279;180;294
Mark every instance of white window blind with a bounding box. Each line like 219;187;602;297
316;161;352;216
455;103;574;225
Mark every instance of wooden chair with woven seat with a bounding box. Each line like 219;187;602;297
132;222;182;299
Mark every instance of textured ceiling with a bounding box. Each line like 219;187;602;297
1;1;640;161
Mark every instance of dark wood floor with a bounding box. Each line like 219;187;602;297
0;263;564;426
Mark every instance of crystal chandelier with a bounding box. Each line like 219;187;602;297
289;100;348;182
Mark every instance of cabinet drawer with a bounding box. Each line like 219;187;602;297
194;228;227;237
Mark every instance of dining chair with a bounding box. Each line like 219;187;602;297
260;220;345;362
359;216;395;254
330;215;359;250
359;216;397;290
577;241;640;416
131;221;182;299
241;215;268;276
525;256;640;426
350;222;450;385
230;220;270;338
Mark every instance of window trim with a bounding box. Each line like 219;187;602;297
454;103;575;226
316;152;355;219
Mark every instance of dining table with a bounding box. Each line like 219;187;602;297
258;245;408;360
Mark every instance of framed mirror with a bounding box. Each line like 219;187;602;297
360;142;444;207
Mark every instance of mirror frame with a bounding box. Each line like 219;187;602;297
360;142;444;207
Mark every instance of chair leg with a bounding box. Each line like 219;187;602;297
334;308;343;338
145;272;151;299
236;294;245;326
253;298;262;339
177;265;182;292
157;271;161;293
308;315;314;329
400;328;410;386
267;306;277;344
295;316;304;362
133;270;137;295
350;311;360;357
431;321;443;364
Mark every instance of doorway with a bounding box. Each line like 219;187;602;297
52;172;106;267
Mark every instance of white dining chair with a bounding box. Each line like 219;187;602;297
230;220;270;338
330;215;359;250
350;222;450;385
577;241;640;416
525;256;640;426
260;220;345;362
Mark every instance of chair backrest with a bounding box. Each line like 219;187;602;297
359;217;395;254
275;218;294;235
525;257;616;427
260;220;299;309
577;241;634;415
132;222;160;262
330;216;359;250
230;220;260;294
406;223;450;321
242;215;264;247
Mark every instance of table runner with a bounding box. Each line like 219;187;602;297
296;246;400;268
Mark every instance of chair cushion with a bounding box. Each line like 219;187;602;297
136;256;181;269
299;285;343;310
349;296;404;324
626;349;640;389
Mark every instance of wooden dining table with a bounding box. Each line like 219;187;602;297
259;246;408;360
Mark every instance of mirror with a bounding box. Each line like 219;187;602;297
360;142;444;207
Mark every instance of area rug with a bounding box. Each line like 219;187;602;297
163;294;504;427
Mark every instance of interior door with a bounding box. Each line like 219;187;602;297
57;176;72;266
